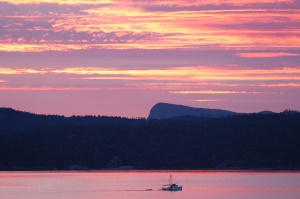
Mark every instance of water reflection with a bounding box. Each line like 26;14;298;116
0;171;300;199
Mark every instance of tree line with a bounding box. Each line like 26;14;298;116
0;108;300;170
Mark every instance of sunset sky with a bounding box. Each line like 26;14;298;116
1;0;300;117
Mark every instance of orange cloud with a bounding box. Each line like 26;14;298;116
1;66;299;92
236;52;300;58
51;8;300;50
0;87;110;91
58;66;300;81
190;99;226;102
1;0;293;5
2;4;300;52
2;66;300;81
0;0;113;5
0;68;48;74
259;83;300;87
0;43;194;52
169;90;263;94
134;0;295;6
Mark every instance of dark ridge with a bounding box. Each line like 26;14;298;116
1;106;300;170
147;102;237;119
258;110;274;114
0;107;146;134
0;112;300;170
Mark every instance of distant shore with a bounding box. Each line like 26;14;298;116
1;108;300;172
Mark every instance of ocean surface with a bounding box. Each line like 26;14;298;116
0;170;300;199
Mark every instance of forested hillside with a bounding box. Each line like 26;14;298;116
0;109;299;170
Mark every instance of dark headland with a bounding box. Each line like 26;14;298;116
0;103;300;171
147;102;237;119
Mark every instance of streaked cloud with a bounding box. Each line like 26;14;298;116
0;87;103;91
169;90;263;94
0;67;49;74
0;0;113;5
1;1;300;52
258;83;300;87
1;0;294;6
9;66;300;77
236;52;300;58
1;66;300;84
190;99;225;102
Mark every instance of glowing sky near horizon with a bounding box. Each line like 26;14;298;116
0;0;300;117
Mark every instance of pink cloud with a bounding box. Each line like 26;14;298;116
236;52;300;58
1;2;300;52
169;90;263;94
2;0;294;5
1;66;299;92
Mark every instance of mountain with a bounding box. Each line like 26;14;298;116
148;102;237;119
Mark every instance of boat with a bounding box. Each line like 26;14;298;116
161;174;182;191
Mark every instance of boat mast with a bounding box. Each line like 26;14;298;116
169;174;173;185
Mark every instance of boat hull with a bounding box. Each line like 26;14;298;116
162;185;182;191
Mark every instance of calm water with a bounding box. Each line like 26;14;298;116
0;171;300;199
